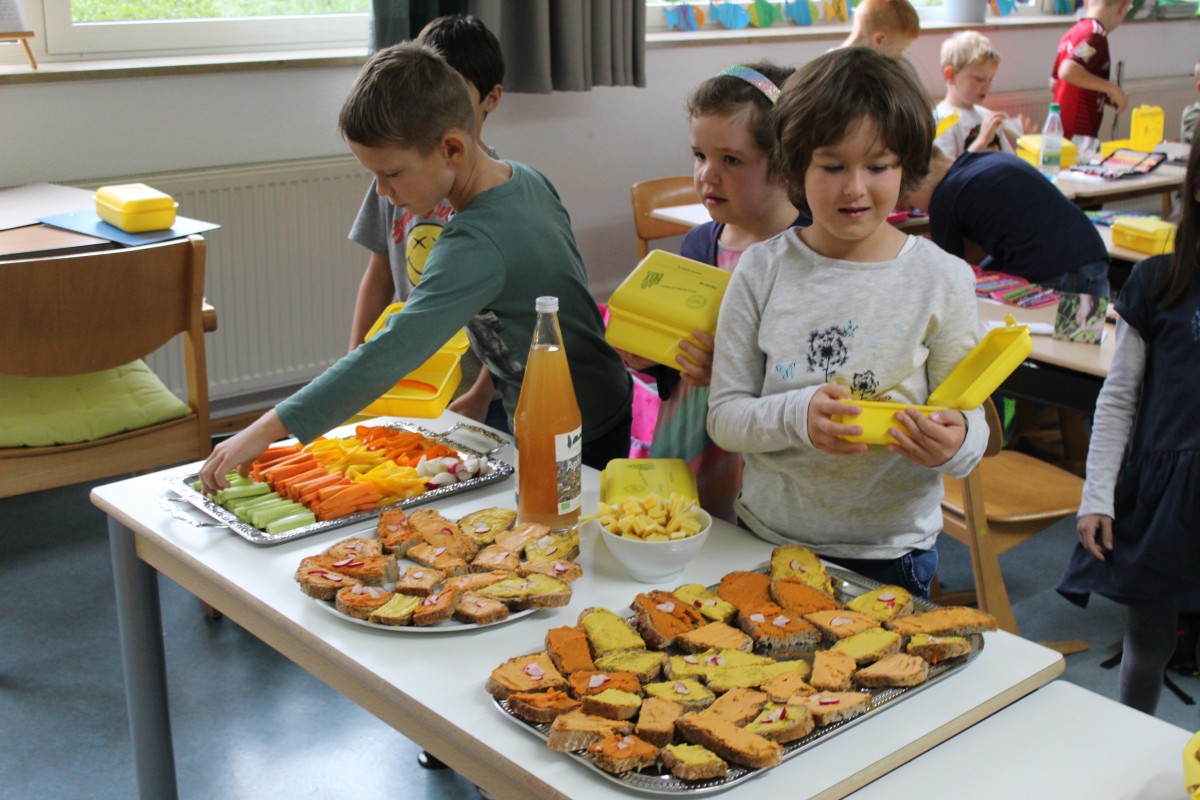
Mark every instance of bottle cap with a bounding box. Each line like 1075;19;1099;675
535;296;559;313
1050;103;1060;112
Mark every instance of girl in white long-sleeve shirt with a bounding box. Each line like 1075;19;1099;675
707;47;988;598
1058;135;1200;715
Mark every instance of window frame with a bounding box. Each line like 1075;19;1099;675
41;0;370;57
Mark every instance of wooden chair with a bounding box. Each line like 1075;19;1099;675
939;397;1089;653
0;235;213;498
630;176;699;260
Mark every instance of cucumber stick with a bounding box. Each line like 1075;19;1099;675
266;511;317;535
251;500;309;528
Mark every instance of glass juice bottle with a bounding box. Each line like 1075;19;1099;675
514;296;583;531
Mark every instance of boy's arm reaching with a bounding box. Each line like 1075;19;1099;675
348;251;396;350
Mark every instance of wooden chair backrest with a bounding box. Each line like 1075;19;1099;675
981;396;1004;457
630;176;700;259
0;236;206;378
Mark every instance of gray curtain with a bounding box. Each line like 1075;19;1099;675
372;0;645;93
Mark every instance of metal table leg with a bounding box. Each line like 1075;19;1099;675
108;516;178;800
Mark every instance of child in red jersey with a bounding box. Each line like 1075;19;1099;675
1050;0;1133;140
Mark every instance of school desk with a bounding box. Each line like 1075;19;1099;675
91;411;1066;800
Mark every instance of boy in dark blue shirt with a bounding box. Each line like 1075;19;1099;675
900;148;1111;298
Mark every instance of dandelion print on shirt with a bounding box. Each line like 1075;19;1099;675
805;321;857;381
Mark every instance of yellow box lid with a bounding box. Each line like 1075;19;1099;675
599;458;698;504
927;316;1032;409
1016;135;1078;169
364;301;470;354
1112;216;1176;236
605;250;731;370
94;183;176;213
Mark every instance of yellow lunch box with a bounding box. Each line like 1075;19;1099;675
599;458;698;504
1016;135;1078;171
94;183;178;233
358;302;468;418
834;316;1033;445
606;250;731;371
1112;216;1176;256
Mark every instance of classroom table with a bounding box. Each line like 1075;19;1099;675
1056;140;1189;211
847;681;1192;799
92;412;1067;800
977;297;1113;417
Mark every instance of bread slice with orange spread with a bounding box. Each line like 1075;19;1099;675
803;609;881;642
635;697;684;747
506;688;580;724
791;691;872;726
545;626;597;675
569;671;644;698
716;571;774;614
495;521;550;553
407;507;478;560
334;583;393;620
585;734;659;774
631;590;705;649
376;508;420;554
854;653;930;688
453;592;509;626
695;687;768;726
411;587;460;626
736;603;821;652
761;672;817;703
770;577;841;616
518;559;584;583
294;558;362;600
469;544;519;573
406;542;469;577
394;565;446;597
675;621;753;654
546;710;633;752
676;712;783;770
486;652;569;699
306;553;398;586
885;607;999;638
809;649;859;692
325;536;383;559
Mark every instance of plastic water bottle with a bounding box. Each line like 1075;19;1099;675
513;296;583;531
1039;102;1064;179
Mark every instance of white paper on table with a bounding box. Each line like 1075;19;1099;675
984;319;1054;336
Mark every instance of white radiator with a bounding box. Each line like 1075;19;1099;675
78;156;373;415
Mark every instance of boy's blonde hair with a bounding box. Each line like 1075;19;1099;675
772;48;933;209
940;30;1000;72
339;41;475;153
851;0;920;39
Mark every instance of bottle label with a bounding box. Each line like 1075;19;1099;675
554;426;583;514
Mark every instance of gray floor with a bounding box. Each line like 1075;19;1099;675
3;477;1198;799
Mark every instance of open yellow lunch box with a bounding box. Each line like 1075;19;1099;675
599;458;698;504
358;302;469;418
606;250;731;371
834;316;1033;445
94;183;178;233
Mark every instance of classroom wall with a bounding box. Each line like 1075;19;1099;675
3;20;1197;301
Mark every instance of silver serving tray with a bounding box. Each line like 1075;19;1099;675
493;565;984;796
164;421;513;546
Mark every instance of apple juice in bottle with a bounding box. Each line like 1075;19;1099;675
513;296;582;531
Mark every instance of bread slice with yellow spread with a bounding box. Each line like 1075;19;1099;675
478;573;572;610
593;650;667;683
518;559;584;583
704;660;811;694
486;652;569;699
854;653;930;688
906;633;972;664
845;585;913;623
745;701;815;743
676;712;783;770
661;743;729;781
666;649;774;681
829;627;903;665
581;688;643;721
524;531;581;563
456;506;516;546
366;592;421;626
769;545;835;596
579;607;647;656
885;607;999;638
643;679;716;712
672;583;737;624
803;609;881;642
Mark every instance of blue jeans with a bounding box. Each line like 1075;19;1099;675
819;548;939;599
1040;260;1111;301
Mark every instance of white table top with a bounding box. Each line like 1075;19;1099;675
91;414;1065;798
847;681;1192;799
977;298;1114;379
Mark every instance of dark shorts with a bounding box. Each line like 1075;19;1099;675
1040;259;1111;301
581;407;633;472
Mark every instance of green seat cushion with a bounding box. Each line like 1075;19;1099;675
0;360;192;448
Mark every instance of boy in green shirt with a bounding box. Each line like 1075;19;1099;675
201;42;631;493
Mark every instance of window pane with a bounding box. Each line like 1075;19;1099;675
72;0;370;24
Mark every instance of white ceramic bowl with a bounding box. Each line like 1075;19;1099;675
597;509;712;584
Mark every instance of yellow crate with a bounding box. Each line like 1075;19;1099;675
1130;105;1164;152
1112;216;1176;255
359;350;462;418
599;458;698;504
606;250;731;371
364;301;470;353
94;183;178;233
834;317;1032;446
1016;135;1078;170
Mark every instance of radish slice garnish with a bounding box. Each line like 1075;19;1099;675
818;696;840;705
683;655;699;665
831;616;854;627
422;593;441;606
523;663;545;680
589;674;609;688
432;546;447;557
475;524;491;534
673;681;689;694
412;571;424;579
772;615;791;627
351;583;366;595
764;707;787;723
655;602;675;614
878;591;895;602
749;613;765;623
553;562;569;574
